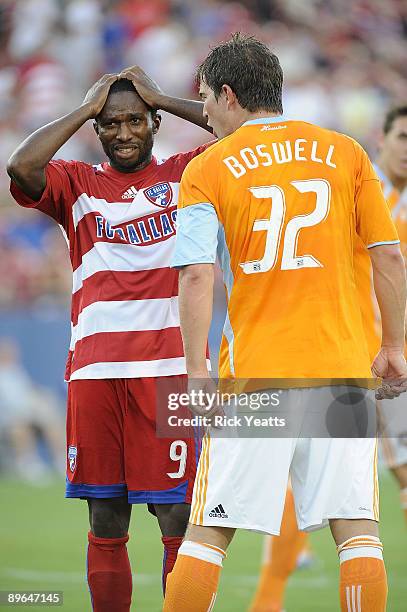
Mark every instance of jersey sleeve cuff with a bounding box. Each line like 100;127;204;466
9;178;47;208
172;255;217;268
367;240;400;249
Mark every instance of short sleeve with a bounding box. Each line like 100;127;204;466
172;204;219;267
166;140;217;174
172;156;219;268
181;140;217;164
10;160;79;229
354;145;400;249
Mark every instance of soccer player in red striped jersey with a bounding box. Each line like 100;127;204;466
7;66;212;612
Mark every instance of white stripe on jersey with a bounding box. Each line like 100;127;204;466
72;186;180;228
70;297;179;349
69;357;212;381
73;239;175;293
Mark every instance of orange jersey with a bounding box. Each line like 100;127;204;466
355;168;407;360
175;117;399;380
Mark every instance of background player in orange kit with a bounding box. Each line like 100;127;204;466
355;105;407;523
7;66;213;611
163;34;407;612
249;484;309;612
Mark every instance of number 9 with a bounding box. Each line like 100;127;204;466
167;441;187;479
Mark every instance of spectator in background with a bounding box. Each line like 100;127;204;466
0;338;65;481
62;0;103;90
7;0;60;63
12;46;68;134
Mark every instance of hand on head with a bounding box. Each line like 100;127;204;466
118;66;164;110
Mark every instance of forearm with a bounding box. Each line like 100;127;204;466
370;247;406;347
178;264;214;375
156;94;211;133
7;104;93;199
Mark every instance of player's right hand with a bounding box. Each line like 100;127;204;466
81;73;119;118
372;347;407;399
187;375;223;419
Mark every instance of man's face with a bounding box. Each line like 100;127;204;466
199;80;236;140
94;91;161;172
381;116;407;182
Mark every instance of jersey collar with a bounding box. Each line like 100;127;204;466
242;115;286;127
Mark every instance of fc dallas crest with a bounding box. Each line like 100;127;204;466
144;182;173;208
68;446;77;472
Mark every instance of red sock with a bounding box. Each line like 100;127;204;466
162;536;183;594
87;531;132;612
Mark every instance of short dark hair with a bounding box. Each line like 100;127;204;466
383;105;407;134
109;78;137;96
107;78;157;117
197;33;283;114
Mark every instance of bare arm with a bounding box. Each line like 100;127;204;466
369;244;406;349
369;244;407;387
7;73;118;201
119;66;212;133
157;96;209;132
178;264;214;376
7;106;94;200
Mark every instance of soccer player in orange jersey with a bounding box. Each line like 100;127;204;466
163;34;407;612
355;106;407;524
249;106;407;612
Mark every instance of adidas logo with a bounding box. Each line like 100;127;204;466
209;504;228;518
122;186;138;199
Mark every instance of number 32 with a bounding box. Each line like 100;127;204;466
240;179;331;273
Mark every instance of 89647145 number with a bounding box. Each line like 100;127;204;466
0;592;63;606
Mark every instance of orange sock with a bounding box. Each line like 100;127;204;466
250;488;307;612
163;541;225;612
338;535;387;611
401;488;407;525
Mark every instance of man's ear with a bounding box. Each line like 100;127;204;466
152;113;161;135
222;84;237;110
93;121;99;136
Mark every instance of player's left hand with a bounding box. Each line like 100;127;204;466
372;347;407;399
118;65;164;110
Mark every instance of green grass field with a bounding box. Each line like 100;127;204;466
0;470;405;611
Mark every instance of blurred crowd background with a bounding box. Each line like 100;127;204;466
0;0;406;477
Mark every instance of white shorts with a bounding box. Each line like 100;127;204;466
190;387;379;535
378;394;407;469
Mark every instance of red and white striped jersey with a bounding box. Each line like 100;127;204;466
10;145;210;380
